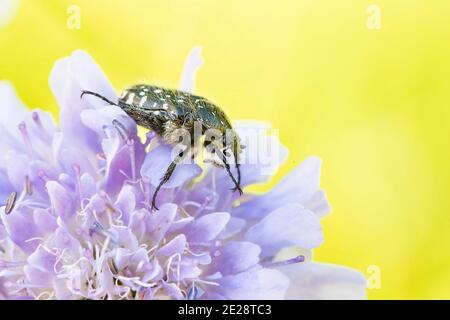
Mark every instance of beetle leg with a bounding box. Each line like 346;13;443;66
232;142;241;191
233;159;241;193
151;161;177;211
151;148;189;211
215;148;243;195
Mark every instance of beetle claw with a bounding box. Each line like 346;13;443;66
231;186;243;195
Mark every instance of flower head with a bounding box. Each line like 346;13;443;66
0;48;366;300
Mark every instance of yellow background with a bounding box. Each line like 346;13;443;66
1;0;449;299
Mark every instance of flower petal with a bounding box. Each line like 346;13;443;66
146;203;177;244
80;105;137;137
184;212;230;243
244;204;323;258
157;234;186;257
1;207;39;253
179;46;204;93
141;144;202;189
208;241;261;275
234;156;328;219
46;181;73;221
27;246;57;273
103;135;145;195
0;81;27;141
278;262;367;300
49;50;116;153
206;268;289;300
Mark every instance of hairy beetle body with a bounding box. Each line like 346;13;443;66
81;84;242;210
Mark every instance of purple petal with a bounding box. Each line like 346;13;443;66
0;81;27;141
24;266;52;287
234;156;326;219
103;136;145;195
244;204;323;258
52;227;81;255
79;172;96;199
0;171;14;203
27;246;57;273
161;282;184;300
1;207;39;253
114;185;136;225
278;262;367;300
305;190;331;218
179;47;203;93
205;121;288;192
208;241;261;275
157;234;186;257
141;144;202;189
184;212;230;243
49;50;116;153
80;106;137;137
33;209;57;233
46;181;73;221
146;203;177;244
207;268;289;300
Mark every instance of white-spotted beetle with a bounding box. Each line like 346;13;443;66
81;85;243;210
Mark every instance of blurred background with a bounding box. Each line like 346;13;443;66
0;0;449;299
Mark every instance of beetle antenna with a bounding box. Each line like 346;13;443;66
81;90;118;106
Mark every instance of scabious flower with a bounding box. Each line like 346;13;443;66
0;48;366;300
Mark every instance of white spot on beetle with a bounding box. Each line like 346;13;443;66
154;89;162;94
126;93;135;104
139;96;147;107
139;91;145;96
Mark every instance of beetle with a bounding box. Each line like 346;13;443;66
81;85;243;210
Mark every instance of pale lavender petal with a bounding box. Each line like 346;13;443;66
0;82;27;140
49;50;116;153
207;268;289;300
24;266;52;287
27;246;57;273
234;157;325;219
208;241;261;275
157;234;186;257
0;171;14;203
146;203;177;244
279;262;367;300
141;144;202;189
1;208;39;253
46;181;73;221
80;106;137;137
179;46;204;93
305;190;331;218
33;209;57;233
103;136;145;195
244;204;323;258
184;212;230;243
162;282;185;300
114;185;136;225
